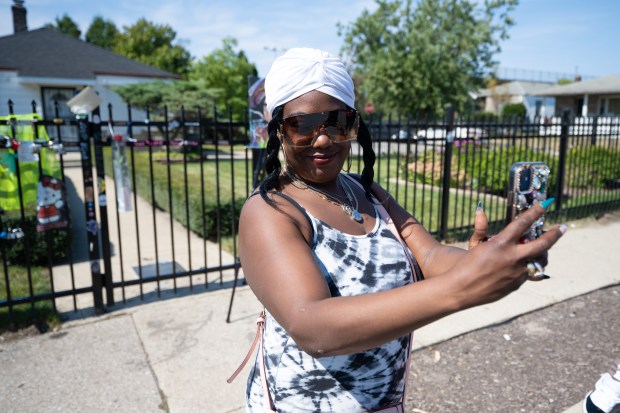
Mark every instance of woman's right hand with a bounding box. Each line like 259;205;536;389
445;202;566;309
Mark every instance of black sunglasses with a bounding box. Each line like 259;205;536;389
280;109;359;147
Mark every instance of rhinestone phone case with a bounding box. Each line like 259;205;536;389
506;162;550;242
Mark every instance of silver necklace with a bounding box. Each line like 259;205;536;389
338;175;364;223
285;171;364;223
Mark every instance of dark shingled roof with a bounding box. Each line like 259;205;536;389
0;27;179;80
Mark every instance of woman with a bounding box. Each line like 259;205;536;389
237;48;565;412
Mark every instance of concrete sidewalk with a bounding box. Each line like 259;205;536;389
1;212;619;412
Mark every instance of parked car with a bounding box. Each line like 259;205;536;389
390;129;410;140
416;127;488;141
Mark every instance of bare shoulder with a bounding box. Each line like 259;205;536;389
238;191;322;309
239;191;312;243
241;192;299;223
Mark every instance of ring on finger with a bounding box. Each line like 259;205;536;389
527;261;546;280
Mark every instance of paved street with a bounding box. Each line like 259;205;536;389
407;285;620;413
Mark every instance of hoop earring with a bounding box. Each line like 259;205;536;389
277;131;288;171
345;146;352;172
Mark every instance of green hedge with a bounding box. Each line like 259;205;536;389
566;146;620;189
2;216;70;265
501;103;527;119
408;143;559;196
103;147;250;242
408;142;620;196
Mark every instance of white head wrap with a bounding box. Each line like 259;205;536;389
265;48;355;117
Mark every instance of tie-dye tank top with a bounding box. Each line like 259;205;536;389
246;192;414;412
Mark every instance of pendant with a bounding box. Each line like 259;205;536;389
352;209;364;223
342;204;363;223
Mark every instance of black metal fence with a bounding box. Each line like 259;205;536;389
1;101;619;327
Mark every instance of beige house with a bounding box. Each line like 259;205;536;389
476;81;555;120
537;75;620;117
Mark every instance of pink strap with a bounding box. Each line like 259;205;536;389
258;322;277;412
227;312;266;384
227;311;277;412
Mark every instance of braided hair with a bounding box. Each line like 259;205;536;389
258;105;376;205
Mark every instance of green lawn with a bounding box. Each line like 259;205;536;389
0;265;60;332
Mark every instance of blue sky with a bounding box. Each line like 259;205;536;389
1;0;618;79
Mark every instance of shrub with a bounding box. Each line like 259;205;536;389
566;146;620;189
407;143;559;196
469;112;499;122
2;216;70;265
103;147;249;243
501;103;527;119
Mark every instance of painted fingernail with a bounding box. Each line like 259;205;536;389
540;197;556;210
541;274;551;280
476;201;483;212
559;224;567;234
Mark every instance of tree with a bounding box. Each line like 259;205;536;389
85;16;119;50
113;80;221;140
113;80;219;112
339;0;518;116
189;37;258;118
46;14;81;39
113;18;192;77
113;38;259;121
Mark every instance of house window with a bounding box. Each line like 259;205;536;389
41;87;78;141
575;98;584;117
608;98;620;116
535;100;543;117
599;98;607;115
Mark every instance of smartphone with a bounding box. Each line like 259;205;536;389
506;162;550;243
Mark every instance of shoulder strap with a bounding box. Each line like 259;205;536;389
253;190;315;240
226;311;266;384
226;310;277;411
258;321;277;411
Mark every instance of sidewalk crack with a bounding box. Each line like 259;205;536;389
131;313;169;412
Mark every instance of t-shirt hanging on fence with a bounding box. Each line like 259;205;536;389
112;133;132;213
36;174;68;231
0;113;62;212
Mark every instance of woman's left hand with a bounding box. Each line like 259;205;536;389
467;204;549;278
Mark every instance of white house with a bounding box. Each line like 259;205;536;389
536;75;620;117
0;1;178;140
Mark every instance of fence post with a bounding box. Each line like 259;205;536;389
556;109;570;214
591;115;598;146
91;107;114;306
77;114;105;314
439;106;455;240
